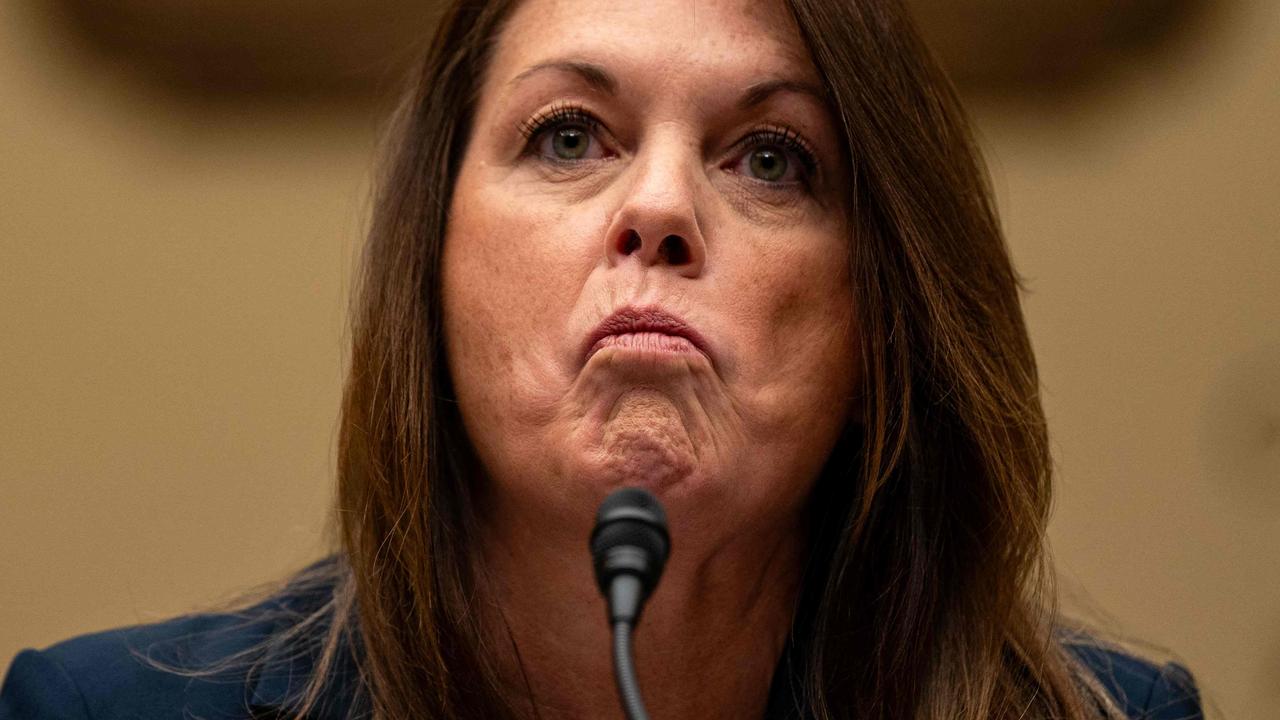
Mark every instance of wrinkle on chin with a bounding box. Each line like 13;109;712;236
596;388;696;488
563;349;736;453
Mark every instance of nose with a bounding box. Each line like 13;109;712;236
604;144;707;279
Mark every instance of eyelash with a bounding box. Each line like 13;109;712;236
736;124;819;183
517;102;602;144
516;102;820;187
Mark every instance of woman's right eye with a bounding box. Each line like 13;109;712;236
519;105;610;163
538;124;598;160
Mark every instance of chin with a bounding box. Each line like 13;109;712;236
556;437;738;508
577;445;697;494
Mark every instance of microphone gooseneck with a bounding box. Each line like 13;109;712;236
590;487;670;720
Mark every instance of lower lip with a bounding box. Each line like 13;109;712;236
588;332;702;360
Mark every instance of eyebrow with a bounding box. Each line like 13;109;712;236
509;60;618;95
507;59;829;110
737;78;830;111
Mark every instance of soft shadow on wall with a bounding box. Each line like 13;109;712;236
41;0;1216;100
39;0;443;102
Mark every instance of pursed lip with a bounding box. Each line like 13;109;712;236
582;305;713;365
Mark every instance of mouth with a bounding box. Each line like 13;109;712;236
582;305;713;366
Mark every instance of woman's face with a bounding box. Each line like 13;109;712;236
443;0;858;536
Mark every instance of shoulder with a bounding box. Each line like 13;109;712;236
1065;637;1204;720
1;559;344;720
1;603;280;720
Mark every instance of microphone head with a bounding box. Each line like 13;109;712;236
590;487;670;598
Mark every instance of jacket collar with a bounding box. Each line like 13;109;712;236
245;559;369;720
247;627;368;719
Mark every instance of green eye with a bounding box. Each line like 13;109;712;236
551;126;590;160
520;104;611;163
748;147;788;182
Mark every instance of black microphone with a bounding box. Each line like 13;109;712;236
590;487;670;720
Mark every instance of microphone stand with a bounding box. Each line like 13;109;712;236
611;580;649;720
590;488;671;720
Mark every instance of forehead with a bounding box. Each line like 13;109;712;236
488;0;820;92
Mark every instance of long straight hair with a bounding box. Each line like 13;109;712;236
288;0;1124;717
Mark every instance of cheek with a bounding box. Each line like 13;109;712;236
727;224;859;412
447;190;552;330
442;169;606;388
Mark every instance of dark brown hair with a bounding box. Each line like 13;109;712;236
273;0;1127;717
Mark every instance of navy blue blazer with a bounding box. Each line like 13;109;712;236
1;570;1203;720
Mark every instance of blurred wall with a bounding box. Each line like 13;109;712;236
968;4;1280;718
1;0;1276;717
0;0;375;661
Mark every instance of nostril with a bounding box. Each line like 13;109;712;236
659;235;690;265
620;230;642;255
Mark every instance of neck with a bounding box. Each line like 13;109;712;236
472;491;806;720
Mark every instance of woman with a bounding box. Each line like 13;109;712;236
0;0;1204;718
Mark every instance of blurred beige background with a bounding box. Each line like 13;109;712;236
1;0;1276;717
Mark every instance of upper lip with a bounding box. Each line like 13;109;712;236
582;305;712;364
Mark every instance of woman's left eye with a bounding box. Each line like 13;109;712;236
721;125;819;190
739;146;795;183
728;127;818;187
